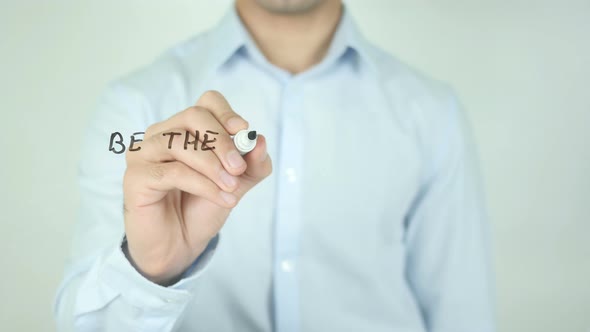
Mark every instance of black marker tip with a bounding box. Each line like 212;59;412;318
247;130;257;140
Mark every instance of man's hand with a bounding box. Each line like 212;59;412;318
122;90;272;285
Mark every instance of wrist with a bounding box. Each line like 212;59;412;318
121;237;200;286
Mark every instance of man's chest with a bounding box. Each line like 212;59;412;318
216;76;423;246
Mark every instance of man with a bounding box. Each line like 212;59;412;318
55;0;495;331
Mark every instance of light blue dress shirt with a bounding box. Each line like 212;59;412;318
55;6;495;332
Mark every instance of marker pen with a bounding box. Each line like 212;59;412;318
232;129;257;155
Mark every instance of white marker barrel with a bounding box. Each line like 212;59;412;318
232;129;257;155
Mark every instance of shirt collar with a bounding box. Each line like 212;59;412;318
204;5;376;74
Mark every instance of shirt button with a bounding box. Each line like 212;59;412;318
280;260;294;273
285;168;297;183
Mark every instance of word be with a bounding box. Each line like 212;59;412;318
109;130;219;154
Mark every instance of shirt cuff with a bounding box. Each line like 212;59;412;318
98;234;219;311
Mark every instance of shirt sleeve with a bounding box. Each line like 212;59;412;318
53;83;219;331
403;89;496;332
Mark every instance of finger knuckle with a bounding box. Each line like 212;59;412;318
200;90;224;102
183;106;210;125
185;105;202;113
191;107;208;122
223;195;239;208
218;111;235;124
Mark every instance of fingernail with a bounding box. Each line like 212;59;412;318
220;191;237;205
259;152;268;163
227;117;247;131
227;150;245;169
220;170;237;188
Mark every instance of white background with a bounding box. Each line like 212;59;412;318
1;0;589;331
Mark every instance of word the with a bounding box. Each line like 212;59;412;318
109;130;219;154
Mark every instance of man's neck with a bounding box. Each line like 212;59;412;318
235;0;342;74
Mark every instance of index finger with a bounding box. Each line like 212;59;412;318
196;90;249;135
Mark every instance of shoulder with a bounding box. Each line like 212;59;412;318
362;43;469;168
119;32;211;93
364;41;462;130
101;30;216;122
364;42;456;113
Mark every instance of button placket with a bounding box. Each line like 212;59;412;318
272;80;304;332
